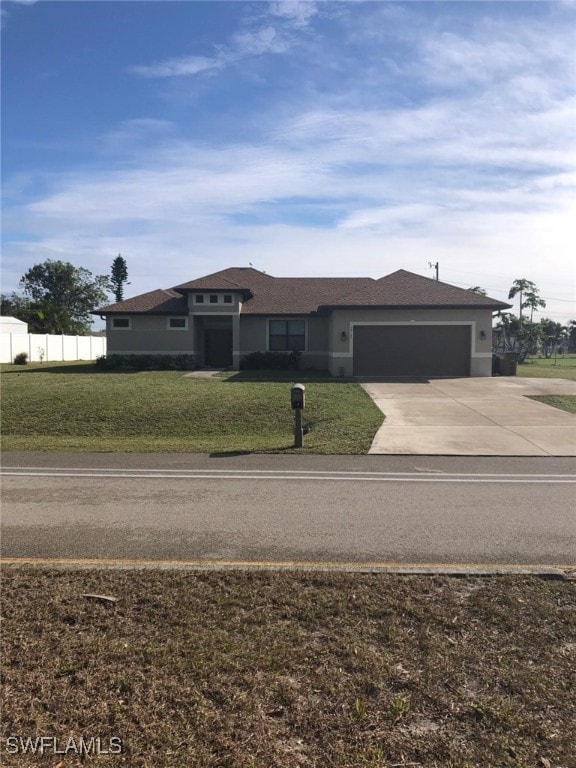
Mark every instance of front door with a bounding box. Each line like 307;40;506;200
204;328;233;367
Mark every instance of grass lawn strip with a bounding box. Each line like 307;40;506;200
517;354;576;381
0;363;382;454
527;395;576;415
1;569;575;768
518;355;576;415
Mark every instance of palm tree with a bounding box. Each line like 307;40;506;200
468;286;487;296
523;291;546;321
508;278;538;329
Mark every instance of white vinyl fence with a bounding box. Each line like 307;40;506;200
0;333;106;364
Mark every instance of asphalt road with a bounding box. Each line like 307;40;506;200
2;453;575;569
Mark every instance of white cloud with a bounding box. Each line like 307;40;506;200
4;2;575;323
231;25;288;56
130;54;224;79
129;1;318;79
269;1;318;28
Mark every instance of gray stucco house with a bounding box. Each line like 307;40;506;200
94;267;511;377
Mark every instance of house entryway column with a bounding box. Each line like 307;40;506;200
232;314;241;370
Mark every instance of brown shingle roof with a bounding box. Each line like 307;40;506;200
95;268;511;315
174;267;273;293
323;269;510;310
94;288;188;315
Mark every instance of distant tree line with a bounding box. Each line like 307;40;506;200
0;255;129;335
470;278;575;361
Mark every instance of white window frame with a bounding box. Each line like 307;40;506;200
112;317;132;330
167;317;189;331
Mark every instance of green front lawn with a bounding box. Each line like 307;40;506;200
518;356;576;414
518;353;576;381
528;395;576;415
0;363;383;454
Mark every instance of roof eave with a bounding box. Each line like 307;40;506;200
318;302;512;312
91;308;189;316
175;286;253;299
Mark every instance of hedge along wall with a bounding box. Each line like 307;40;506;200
0;333;107;363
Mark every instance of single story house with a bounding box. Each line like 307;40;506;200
94;267;511;377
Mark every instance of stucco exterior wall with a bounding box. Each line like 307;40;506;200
187;293;241;313
106;306;495;376
329;308;494;377
239;316;267;353
106;315;194;354
237;315;330;370
239;316;328;352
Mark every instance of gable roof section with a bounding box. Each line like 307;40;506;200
95;268;511;315
95;288;188;315
321;269;510;310
174;266;273;294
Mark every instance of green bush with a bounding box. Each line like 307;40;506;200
95;354;196;371
13;352;28;365
240;350;302;370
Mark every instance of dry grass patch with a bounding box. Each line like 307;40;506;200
1;568;575;767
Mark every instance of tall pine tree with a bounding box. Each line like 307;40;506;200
110;254;129;303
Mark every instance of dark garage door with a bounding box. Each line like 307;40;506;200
353;325;471;377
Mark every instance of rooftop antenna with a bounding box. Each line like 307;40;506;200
428;261;439;281
248;262;266;274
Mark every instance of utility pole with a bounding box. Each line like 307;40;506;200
428;262;439;281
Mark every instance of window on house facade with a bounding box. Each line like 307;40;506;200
269;319;306;351
168;317;188;330
112;317;131;329
193;293;234;306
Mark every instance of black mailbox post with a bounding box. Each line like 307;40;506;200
290;383;305;409
290;383;305;447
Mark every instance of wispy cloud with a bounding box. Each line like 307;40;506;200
231;24;289;56
3;2;574;319
130;55;224;79
269;1;318;28
130;1;317;79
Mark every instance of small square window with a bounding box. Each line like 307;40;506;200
168;317;187;330
195;295;204;303
223;295;233;304
209;295;218;304
112;317;131;329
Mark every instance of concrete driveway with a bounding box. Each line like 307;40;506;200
362;377;576;456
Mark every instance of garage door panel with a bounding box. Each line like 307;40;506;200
353;325;470;377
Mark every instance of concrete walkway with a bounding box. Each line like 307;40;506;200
363;377;576;456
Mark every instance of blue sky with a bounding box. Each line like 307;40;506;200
2;0;575;326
